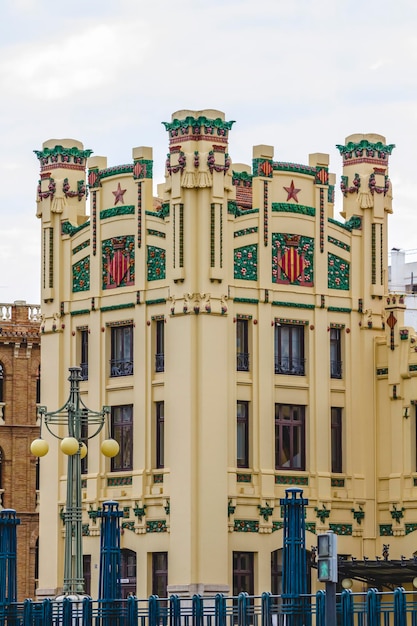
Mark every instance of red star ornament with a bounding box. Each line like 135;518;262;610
284;180;301;203
112;182;127;205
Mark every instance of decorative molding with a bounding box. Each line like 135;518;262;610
272;521;284;532
405;523;417;535
102;235;135;289
107;476;133;486
147;246;166;281
233;298;259;304
133;159;153;180
340;173;361;196
272;301;315;310
234;227;258;238
62;220;90;237
331;477;345;487
305;522;316;534
275;475;308;485
234;520;259;533
379;524;393;536
72;256;90;293
329;523;352;536
328;236;350;252
145;298;167;306
73;240;90;255
236;473;252;483
272;203;315;217
328;253;350;290
273;162;316;176
272;233;314;286
147;229;166;238
390;504;404;524
328;306;351;313
162;115;235;137
100;206;135;220
258;504;274;521
146;520;167;533
70;309;90;317
145;204;170;220
315;504;330;523
100;303;135;312
99;164;134;179
376;367;388;376
34;145;93;166
352;506;365;525
228;202;259;217
336;140;395;158
234;244;258;281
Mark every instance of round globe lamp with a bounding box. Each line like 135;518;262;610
30;438;49;457
60;437;79;456
101;438;120;458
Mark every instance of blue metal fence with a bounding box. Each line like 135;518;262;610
1;589;417;626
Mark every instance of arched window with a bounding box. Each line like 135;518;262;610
0;363;4;403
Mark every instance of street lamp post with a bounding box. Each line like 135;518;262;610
31;366;119;596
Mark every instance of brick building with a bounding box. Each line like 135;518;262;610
0;301;41;600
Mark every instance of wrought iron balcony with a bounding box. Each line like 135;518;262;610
330;360;343;379
110;359;134;377
237;352;250;372
275;357;305;376
155;353;165;373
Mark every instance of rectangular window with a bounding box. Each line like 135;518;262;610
236;319;249;372
331;407;343;473
330;328;342;379
111;405;133;471
80;329;89;381
83;555;91;596
233;552;254;596
275;404;305;470
110;324;133;377
237;401;249;468
275;324;305;375
155;319;165;373
156;401;165;469
152;552;168;599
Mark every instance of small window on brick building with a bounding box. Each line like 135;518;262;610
0;363;4;403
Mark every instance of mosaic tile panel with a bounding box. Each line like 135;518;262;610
328;253;350;290
102;235;135;290
272;234;314;286
147;246;166;281
72;256;90;293
234;244;258;281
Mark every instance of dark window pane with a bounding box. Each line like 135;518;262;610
275;404;305;470
110;325;134;377
80;330;89;380
155;320;165;372
156;402;164;469
236;319;249;372
111;405;133;471
237;401;249;468
330;328;342;379
152;552;168;599
275;324;305;375
331;407;342;473
233;552;254;596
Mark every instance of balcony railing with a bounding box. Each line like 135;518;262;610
275;357;305;376
330;360;343;379
110;359;134;377
237;352;250;372
155;353;165;373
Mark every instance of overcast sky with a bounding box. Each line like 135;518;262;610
1;0;416;304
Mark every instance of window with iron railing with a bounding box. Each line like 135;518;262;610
110;325;134;377
111;405;133;471
236;319;249;372
80;329;89;381
330;328;343;379
155;319;165;373
274;324;305;375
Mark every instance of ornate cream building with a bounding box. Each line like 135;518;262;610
34;109;417;598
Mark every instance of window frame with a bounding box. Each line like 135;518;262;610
155;319;165;373
80;329;89;381
331;407;343;473
111;405;133;472
152;552;168;599
274;323;305;376
330;327;343;379
233;551;254;596
236;318;250;372
110;324;134;377
237;400;249;468
156;401;165;469
275;403;305;470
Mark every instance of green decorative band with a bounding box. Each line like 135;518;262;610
405;523;417;535
330;323;345;329
329;523;352;536
233;298;259;304
162;115;235;133
133;159;153;180
409;365;417;373
328;218;352;232
377;367;388;376
327;307;352;313
234;227;258;238
70;309;90;316
345;216;362;230
145;204;170;220
272;203;315;217
72;256;90;293
106;320;133;327
107;476;133;486
272;301;315;310
34;145;93;162
100;303;135;312
122;521;135;532
99;164;134;179
331;478;345;487
273;162;316;176
234;520;259;533
236;473;252;483
100;206;135;220
147;229;166;238
328;236;351;252
275;475;309;485
305;522;316;534
145;298;166;305
73;240;90;255
272;521;284;532
237;314;252;320
336;140;395;157
228;202;259;217
379;524;393;536
153;474;164;483
81;479;87;488
275;318;308;326
146;520;167;533
62;220;90;237
232;171;252;184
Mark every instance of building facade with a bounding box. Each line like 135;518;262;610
0;301;41;600
34;109;417;598
389;248;417;328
